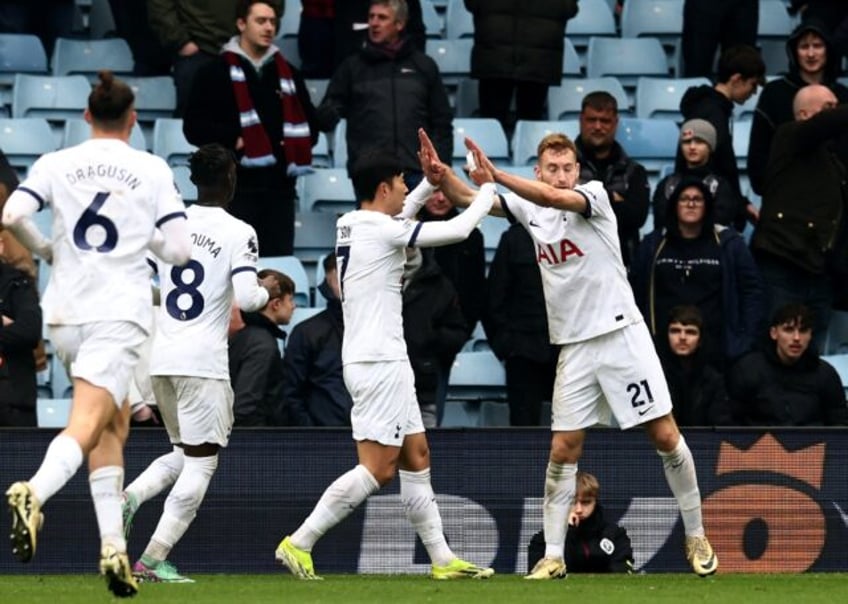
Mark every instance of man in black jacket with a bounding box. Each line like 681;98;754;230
281;253;352;427
229;269;296;426
728;303;847;426
315;0;452;184
0;235;41;426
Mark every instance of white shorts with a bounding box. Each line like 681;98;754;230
344;360;424;447
552;322;672;431
152;376;234;447
49;321;147;407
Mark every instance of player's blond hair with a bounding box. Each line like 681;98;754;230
536;133;577;161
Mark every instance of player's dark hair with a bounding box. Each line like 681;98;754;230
581;90;618;114
770;302;814;331
668;305;704;331
88;71;134;128
350;149;404;205
189;144;235;189
236;0;280;21
716;45;765;84
322;251;337;272
258;268;295;299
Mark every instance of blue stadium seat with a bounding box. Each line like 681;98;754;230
587;37;670;89
293;211;338;294
616;117;680;173
453;118;510;167
562;37;582;76
445;0;474;39
50;355;73;399
567;0;617;58
172;165;198;203
824;312;848;355
441;400;480;427
421;0;444;38
304;78;329;105
331;119;347;169
0;117;56;178
88;0;117;39
821;354;848;395
300;168;356;214
276;37;301;69
311;131;332;168
511;119;579;166
447;350;507;403
635;76;711;120
62;118;147;150
36;398;72;428
425;38;473;87
0;34;48;113
477;215;510;263
732;119;752;170
258;255;311;308
621;0;684;45
758;0;796;41
479;401;510;426
278;0;300;38
12;74;91;146
152;118;197;167
548;77;629;120
461;320;491;353
50;37;133;81
759;39;788;75
123;76;176;124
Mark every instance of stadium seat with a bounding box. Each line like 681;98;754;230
548;77;629;120
759;39;788;76
445;0;474;39
62;117;147;150
511;119;579;166
304;78;329;105
88;0;117;38
461;320;491;353
562;38;582;76
50;37;133;81
425;38;473;87
311;131;332;168
152;118;197;167
421;0;444;38
11;74;91;146
441;400;480;427
587;37;670;90
172;165;198;203
732;120;752;170
635;77;711;120
621;0;684;45
452;118;509;167
278;0;300;38
447;350;507;403
758;0;796;41
123;76;176;124
299;168;356;214
50;355;73;399
0;118;56;178
479;401;510;426
0;34;48;112
825;311;848;355
258;255;311;308
566;0;617;59
821;354;848;395
331;119;348;169
293;211;338;293
616;117;680;173
477;215;510;263
276;36;301;68
36;398;72;428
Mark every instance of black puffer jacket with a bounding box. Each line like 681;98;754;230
315;36;453;173
748;20;848;195
464;0;578;84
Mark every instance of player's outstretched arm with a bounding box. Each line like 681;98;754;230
465;137;587;213
2;189;53;263
150;215;192;266
413;182;496;247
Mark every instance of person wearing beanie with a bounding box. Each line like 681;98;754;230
651;119;743;231
747;19;848;196
630;178;766;371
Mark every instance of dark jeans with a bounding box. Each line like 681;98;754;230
229;173;297;257
682;0;759;78
505;355;557;426
478;78;549;135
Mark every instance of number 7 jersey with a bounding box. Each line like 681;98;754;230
17;138;186;331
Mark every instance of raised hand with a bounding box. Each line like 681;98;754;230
418;128;446;186
463;137;496;186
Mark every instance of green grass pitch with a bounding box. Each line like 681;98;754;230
1;574;847;603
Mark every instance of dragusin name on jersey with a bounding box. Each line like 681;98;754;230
65;164;142;189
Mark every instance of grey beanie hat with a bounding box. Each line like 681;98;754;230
680;119;717;151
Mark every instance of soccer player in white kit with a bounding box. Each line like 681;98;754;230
2;71;192;597
276;135;496;580
121;144;282;583
456;133;717;579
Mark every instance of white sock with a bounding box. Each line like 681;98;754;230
543;461;577;560
125;447;185;507
658;435;704;537
29;434;84;504
89;465;126;552
399;468;454;567
143;454;218;564
291;464;379;551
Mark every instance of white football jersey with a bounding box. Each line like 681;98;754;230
150;205;261;379
502;180;643;344
335;211;423;364
17;138;186;330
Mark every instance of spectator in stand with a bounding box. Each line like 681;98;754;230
315;0;452;186
402;248;468;427
653;119;743;232
0;0;73;56
728;303;847;426
527;471;634;574
575;91;650;268
679;45;765;228
299;1;337;79
148;0;241;116
750;85;848;349
681;0;759;79
748;20;848;197
108;0;172;76
229;269;296;426
483;223;557;426
281;252;353;427
0;235;41;427
464;0;579;133
183;0;318;256
631;178;766;371
660;305;734;427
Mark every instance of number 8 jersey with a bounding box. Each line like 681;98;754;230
15;138;187;331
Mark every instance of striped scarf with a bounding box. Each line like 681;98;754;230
223;51;312;173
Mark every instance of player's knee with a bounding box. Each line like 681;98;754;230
370;465;397;487
550;433;582;463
